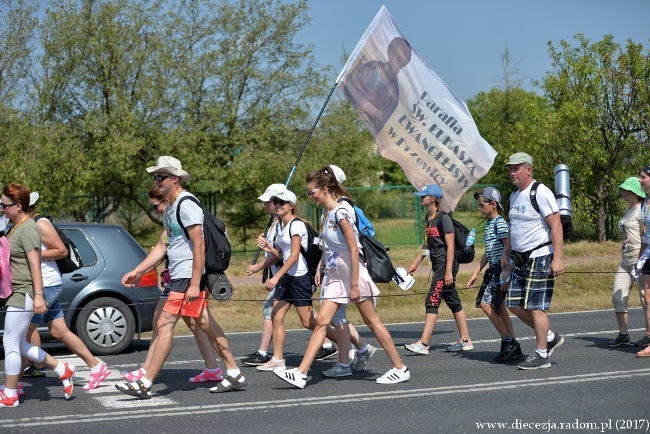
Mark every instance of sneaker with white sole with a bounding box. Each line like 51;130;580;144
404;341;429;355
275;368;307;389
189;368;224;383
351;345;377;372
315;346;338;361
447;339;474;352
517;353;551;370
59;363;75;400
547;334;564;356
83;361;111;390
0;391;19;408
322;364;352;378
376;367;410;384
256;358;286;372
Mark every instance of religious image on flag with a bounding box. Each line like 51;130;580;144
337;6;497;212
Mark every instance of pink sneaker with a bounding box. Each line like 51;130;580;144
119;369;144;382
59;363;75;400
83;362;112;390
0;383;25;397
189;368;223;383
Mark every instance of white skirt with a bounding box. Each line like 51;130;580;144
322;250;380;304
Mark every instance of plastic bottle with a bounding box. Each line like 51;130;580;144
465;228;476;247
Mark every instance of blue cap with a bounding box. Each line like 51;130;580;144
414;184;443;198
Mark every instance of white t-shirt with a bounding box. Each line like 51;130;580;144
322;203;361;253
266;218;282;275
39;218;62;287
508;181;558;257
276;218;308;276
164;191;204;279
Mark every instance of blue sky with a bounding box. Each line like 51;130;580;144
298;0;650;101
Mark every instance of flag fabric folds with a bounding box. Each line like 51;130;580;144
337;6;497;212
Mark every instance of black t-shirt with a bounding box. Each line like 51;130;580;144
425;213;458;280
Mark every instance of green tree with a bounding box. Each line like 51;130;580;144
539;34;650;241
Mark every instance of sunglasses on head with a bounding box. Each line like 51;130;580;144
272;198;288;206
153;174;170;183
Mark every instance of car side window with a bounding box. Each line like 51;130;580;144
61;229;98;267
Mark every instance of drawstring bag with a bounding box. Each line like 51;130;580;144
0;236;13;301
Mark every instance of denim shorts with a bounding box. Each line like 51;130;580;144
31;284;64;324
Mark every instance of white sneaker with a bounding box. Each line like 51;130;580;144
376;367;410;384
256;358;286;372
274;368;307;389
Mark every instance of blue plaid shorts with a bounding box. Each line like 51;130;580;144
506;253;554;311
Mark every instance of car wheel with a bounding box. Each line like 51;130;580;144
75;297;136;356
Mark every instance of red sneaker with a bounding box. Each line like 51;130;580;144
0;391;19;408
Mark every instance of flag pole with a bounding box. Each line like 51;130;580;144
251;81;339;266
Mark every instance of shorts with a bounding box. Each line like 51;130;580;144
275;274;313;307
425;279;463;314
506;253;554;311
612;261;644;312
31;284;64;325
163;277;208;318
475;267;503;308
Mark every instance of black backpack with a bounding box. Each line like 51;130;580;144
176;196;231;273
529;181;573;240
435;212;475;264
288;218;322;285
33;215;83;274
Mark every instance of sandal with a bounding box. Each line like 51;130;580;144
209;374;248;393
115;380;152;399
636;347;650;358
119;369;144;382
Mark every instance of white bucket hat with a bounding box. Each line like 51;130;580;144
146;156;191;182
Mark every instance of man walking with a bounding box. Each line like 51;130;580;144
501;152;565;370
117;156;247;398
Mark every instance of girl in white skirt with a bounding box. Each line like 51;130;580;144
275;166;410;388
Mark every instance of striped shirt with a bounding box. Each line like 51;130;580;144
484;215;509;266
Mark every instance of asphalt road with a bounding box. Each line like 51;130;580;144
3;308;650;434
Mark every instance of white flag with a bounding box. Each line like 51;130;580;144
338;6;497;212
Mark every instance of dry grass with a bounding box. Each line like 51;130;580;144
168;240;634;336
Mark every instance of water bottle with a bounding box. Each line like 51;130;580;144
465;228;476;247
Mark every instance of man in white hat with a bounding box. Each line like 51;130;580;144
501;152;565;370
118;156;247;398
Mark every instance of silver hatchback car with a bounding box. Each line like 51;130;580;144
1;222;161;355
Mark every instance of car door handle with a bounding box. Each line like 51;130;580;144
69;274;88;282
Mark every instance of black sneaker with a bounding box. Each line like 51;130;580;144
241;351;271;367
547;333;565;357
315;346;338;361
607;334;631;347
517;353;551;370
494;339;520;362
634;334;650;347
23;363;47;378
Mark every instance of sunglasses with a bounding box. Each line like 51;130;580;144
478;202;493;209
272;198;288;206
307;188;321;197
153;174;170;183
150;202;163;211
0;202;17;210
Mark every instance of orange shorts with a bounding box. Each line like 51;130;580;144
163;291;207;318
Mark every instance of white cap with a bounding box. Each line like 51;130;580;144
29;192;40;207
146;156;191;182
329;164;346;184
272;189;297;205
258;183;287;202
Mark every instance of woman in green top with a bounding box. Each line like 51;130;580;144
0;183;75;408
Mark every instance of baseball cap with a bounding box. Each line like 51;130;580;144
505;152;533;166
414;184;443;198
258;183;288;202
619;177;646;198
272;189;297;205
329;165;346;184
473;187;503;210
